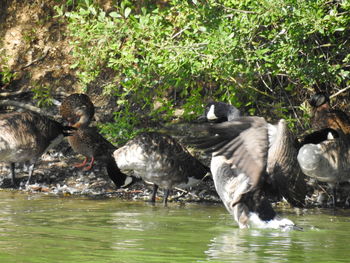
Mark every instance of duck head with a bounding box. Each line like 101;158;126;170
60;93;95;127
69;108;92;128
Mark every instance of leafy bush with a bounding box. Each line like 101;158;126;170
57;0;350;139
32;84;54;108
0;52;17;85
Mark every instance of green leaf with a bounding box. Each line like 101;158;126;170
124;7;131;18
109;12;122;18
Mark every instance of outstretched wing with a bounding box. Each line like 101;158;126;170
189;116;269;188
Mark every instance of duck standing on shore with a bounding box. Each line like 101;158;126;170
298;92;350;206
59;94;132;188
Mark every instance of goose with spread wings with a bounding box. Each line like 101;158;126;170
190;116;307;229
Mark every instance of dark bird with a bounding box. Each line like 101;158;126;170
200;102;241;123
59;94;131;188
298;127;350;207
113;131;210;204
68;126;131;188
190;116;307;229
0;111;74;186
296;92;350;206
309;92;350;134
299;128;339;147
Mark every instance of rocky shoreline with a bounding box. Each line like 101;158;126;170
0;140;220;204
1;137;350;210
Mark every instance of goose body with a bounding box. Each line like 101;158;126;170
113;132;210;204
297;132;350;205
298;92;350;206
298;140;350;184
59;93;130;188
192;116;306;229
0;111;73;185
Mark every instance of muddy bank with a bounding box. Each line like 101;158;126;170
1;137;349;210
0;139;220;204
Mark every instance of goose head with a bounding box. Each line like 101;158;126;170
203;102;241;123
69;108;92;128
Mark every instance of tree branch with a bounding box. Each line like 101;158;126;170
330;86;350;99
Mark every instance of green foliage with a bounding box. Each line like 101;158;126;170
98;105;149;145
57;0;350;137
32;84;54;108
22;28;37;44
0;65;15;85
0;53;17;85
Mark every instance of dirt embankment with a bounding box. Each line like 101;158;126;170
1;1;76;95
1;1;118;118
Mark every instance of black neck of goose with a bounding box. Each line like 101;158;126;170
106;159;132;188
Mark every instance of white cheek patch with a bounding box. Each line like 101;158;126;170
206;105;217;120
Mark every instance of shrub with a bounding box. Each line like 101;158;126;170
57;0;350;140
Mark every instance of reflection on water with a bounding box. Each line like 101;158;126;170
205;227;295;262
0;191;350;263
205;209;350;263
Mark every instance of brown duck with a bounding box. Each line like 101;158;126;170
309;92;350;134
0;111;74;185
59;93;95;128
59;94;131;188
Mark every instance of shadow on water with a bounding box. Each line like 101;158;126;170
0;191;350;263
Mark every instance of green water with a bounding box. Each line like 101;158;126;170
0;191;349;263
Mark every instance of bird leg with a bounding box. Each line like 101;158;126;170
163;189;170;206
10;162;15;186
83;157;95;171
331;185;337;208
74;157;88;168
26;163;35;185
149;184;159;203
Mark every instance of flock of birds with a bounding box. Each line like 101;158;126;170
1;92;350;230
